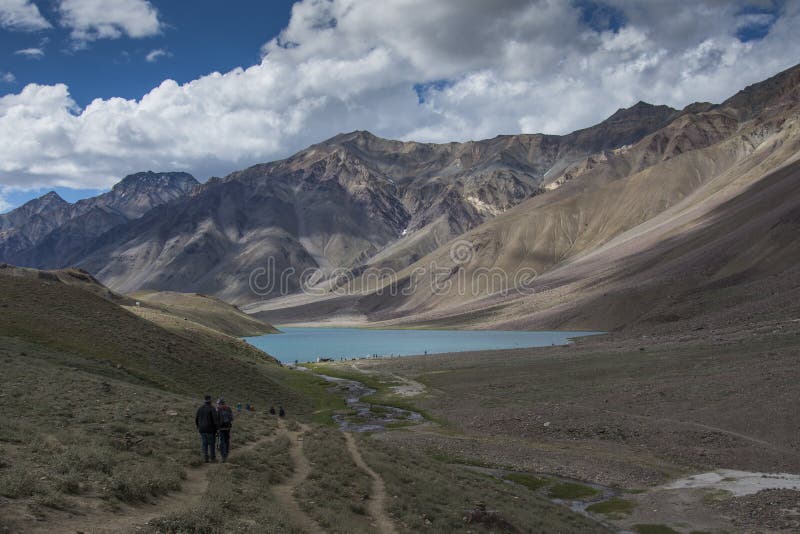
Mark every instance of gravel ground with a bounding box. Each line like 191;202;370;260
353;321;800;531
713;489;800;532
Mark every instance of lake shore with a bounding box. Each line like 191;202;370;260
244;326;601;363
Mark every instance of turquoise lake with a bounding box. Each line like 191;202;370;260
243;327;601;363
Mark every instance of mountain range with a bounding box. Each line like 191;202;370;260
0;172;198;266
0;98;681;298
2;63;799;331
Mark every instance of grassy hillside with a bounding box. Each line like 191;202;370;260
128;289;279;337
0;267;289;397
0;265;607;532
0;266;319;531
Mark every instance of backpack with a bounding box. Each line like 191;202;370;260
219;406;233;428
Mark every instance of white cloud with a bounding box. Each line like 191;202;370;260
14;47;45;58
0;0;799;192
59;0;162;42
0;0;51;31
145;48;169;63
1;72;16;83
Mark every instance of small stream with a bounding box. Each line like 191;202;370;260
461;465;633;532
307;367;628;532
317;373;424;432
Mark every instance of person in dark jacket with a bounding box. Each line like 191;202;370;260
278;406;285;418
216;397;234;462
195;395;219;462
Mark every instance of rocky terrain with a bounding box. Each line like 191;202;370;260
0;171;198;266
249;63;800;332
344;314;800;532
0;97;680;304
1;65;799;336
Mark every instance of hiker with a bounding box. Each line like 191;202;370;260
279;406;286;418
236;402;242;413
195;395;219;463
216;398;234;462
269;406;276;415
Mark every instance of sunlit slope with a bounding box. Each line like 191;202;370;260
247;64;800;330
383;119;800;330
128;289;279;336
0;265;294;401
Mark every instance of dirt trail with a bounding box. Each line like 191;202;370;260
37;431;274;534
272;419;324;534
343;432;397;534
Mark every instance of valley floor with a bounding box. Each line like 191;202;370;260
0;338;605;533
326;320;800;532
3;264;798;532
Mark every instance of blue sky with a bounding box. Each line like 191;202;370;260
1;1;295;107
0;0;295;208
0;0;798;214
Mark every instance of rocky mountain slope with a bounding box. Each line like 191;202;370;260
3;64;799;334
248;63;800;330
0;192;74;259
16;101;677;302
0;171;198;265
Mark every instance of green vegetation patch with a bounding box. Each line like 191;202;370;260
586;497;635;517
268;367;348;425
504;473;551;491
308;364;439;424
701;488;733;504
0;272;302;409
633;525;681;534
547;482;600;500
384;420;416;429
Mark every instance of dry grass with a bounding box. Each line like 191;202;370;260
146;435;298;533
128;289;279;337
360;434;609;532
0;271;306;405
295;427;374;533
0;269;314;531
0;341;270;507
0;342;186;503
